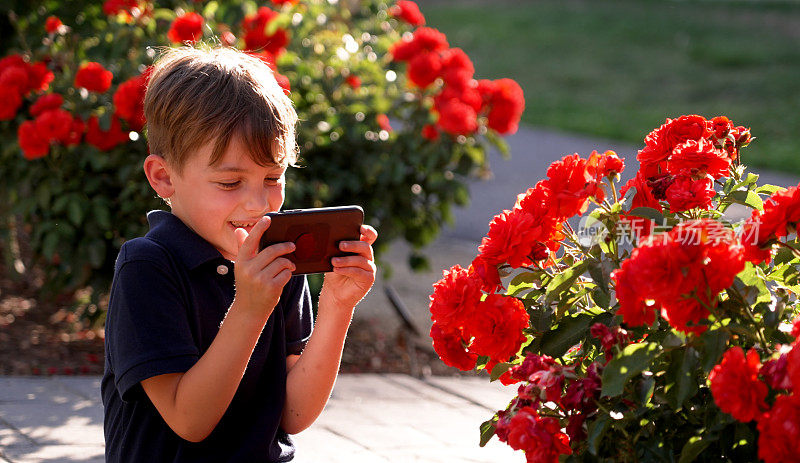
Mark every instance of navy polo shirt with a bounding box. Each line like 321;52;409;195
101;210;313;462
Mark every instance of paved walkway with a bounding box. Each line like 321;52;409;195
0;375;522;463
3;125;800;462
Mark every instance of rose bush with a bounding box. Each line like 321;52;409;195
429;115;800;462
0;0;523;317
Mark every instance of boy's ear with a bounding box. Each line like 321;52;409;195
143;154;175;199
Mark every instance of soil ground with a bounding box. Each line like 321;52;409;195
0;260;469;378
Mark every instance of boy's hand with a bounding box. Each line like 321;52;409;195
320;225;378;310
232;216;296;319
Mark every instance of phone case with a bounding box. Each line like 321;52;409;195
258;206;364;275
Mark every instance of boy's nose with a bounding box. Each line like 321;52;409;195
243;192;269;214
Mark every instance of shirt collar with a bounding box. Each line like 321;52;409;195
145;210;226;270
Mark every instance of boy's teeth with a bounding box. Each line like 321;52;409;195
231;221;255;227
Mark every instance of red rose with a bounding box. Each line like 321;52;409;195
501;407;572;461
0;86;22;120
486;78;524;135
515;181;553;218
788;341;800;391
45;16;63;34
345;75;361;89
587;150;625;180
167;12;204;44
620;171;663;212
439;48;474;90
27;62;54;93
103;0;140;17
637;121;671;177
741;184;800;264
436;98;477;135
389;0;425;26
668;139;731;179
428;264;482;329
664;174;715;212
430;323;477;371
17;120;50;160
469;256;502;293
75;62;113;93
710;115;733;139
242;7;289;55
0;66;29;93
113;72;149;131
434;84;482;113
407;51;442;88
421;124;439;141
30;93;64;117
376;114;392;132
478;208;555;269
543;154;597;219
465;294;529;363
86;114;128;151
760;354;792;390
664;114;710;149
271;0;299;5
660;299;709;335
35;108;73;143
709;347;768;422
390;27;448;61
757;394;800;463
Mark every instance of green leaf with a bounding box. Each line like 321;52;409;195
42;232;59;260
627;206;665;224
637;375;655;407
700;329;731;373
539;312;594;357
679;436;710;463
545;260;589;305
601;342;662;398
489;362;513;381
728;189;763;211
665;347;700;411
67;197;84;226
479;419;496;447
586;414;610;456
755;184;784;195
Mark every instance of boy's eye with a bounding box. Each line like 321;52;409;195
265;177;282;185
217;181;240;189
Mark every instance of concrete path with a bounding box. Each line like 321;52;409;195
0;375;523;463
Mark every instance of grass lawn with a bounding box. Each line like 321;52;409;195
418;0;800;173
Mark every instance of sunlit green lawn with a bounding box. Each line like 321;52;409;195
420;0;800;173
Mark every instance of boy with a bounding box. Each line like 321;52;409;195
101;46;377;462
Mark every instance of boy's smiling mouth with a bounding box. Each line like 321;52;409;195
229;220;259;232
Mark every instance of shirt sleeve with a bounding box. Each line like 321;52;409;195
283;275;314;356
106;256;200;402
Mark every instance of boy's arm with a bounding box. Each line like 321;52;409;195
141;217;295;443
281;225;377;434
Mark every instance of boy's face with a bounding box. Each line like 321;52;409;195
168;136;287;261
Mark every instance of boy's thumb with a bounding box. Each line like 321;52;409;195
234;228;249;254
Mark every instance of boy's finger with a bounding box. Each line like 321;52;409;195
339;240;373;261
331;255;376;273
237;216;270;259
359;225;378;245
251;241;296;269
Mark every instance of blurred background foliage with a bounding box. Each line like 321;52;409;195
419;0;800;173
0;0;517;320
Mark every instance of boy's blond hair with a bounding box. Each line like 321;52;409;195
144;45;297;172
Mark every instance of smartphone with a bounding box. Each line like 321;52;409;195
258;206;364;275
